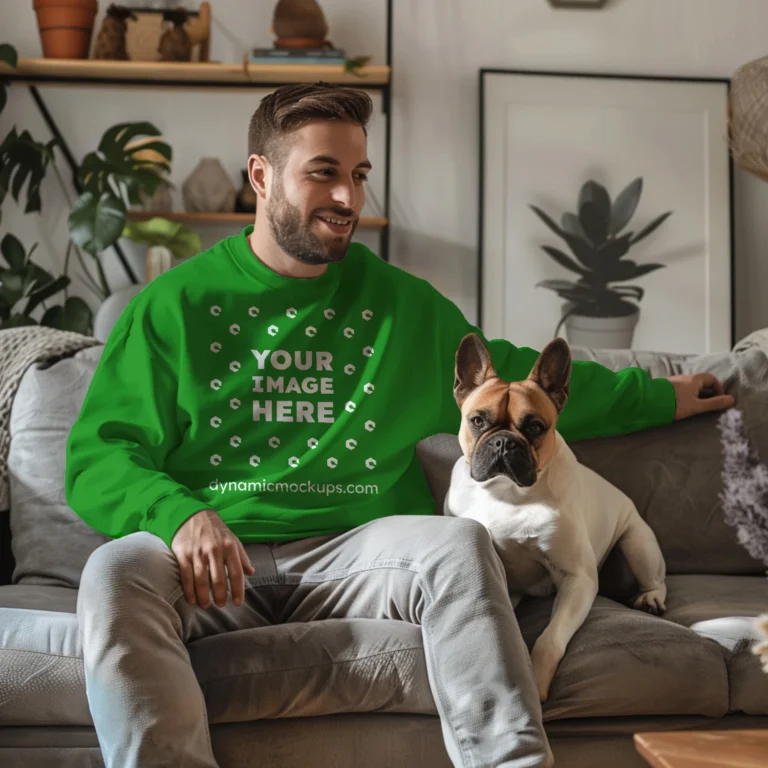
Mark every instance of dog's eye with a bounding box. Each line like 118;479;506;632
470;416;484;428
527;423;544;436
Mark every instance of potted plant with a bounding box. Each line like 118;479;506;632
530;177;672;349
121;216;201;282
1;42;173;333
0;233;91;331
33;0;99;59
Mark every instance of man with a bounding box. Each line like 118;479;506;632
66;82;733;768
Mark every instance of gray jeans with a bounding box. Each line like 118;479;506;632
77;514;552;768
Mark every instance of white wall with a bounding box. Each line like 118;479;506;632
3;0;768;343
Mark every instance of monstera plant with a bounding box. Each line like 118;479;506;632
0;233;90;332
0;42;173;333
531;177;672;348
70;123;171;259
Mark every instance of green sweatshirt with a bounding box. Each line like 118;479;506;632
65;226;676;548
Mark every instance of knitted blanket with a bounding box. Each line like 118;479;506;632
0;326;102;511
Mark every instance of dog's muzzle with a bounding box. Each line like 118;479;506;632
471;431;537;487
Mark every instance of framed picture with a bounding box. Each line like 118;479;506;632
478;69;734;355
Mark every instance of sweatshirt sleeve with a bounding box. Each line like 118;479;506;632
431;286;676;442
65;300;208;548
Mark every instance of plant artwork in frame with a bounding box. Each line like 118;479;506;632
531;177;672;348
479;70;733;355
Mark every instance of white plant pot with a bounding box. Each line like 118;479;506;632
145;245;174;283
564;306;640;350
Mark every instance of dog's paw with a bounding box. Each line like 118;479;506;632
633;585;667;616
531;635;563;703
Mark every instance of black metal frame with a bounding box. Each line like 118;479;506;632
478;67;736;349
4;0;394;275
381;0;393;263
547;0;608;8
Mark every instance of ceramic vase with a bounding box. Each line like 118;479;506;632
182;158;236;213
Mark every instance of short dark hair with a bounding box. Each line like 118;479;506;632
248;82;373;170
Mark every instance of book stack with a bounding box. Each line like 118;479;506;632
249;47;346;66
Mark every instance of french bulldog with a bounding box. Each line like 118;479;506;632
443;333;667;703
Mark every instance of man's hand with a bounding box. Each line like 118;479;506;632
667;372;735;420
171;508;255;609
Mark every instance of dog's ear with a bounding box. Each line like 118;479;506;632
454;333;498;407
528;337;572;412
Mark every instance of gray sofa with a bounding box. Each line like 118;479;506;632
2;333;768;768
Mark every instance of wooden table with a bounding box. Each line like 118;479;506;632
634;730;768;767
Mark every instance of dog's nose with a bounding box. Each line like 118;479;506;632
492;434;514;453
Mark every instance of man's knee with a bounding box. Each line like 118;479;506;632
413;517;507;603
432;515;496;551
416;516;499;567
444;515;495;545
79;531;178;604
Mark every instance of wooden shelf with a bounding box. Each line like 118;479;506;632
126;210;388;229
1;58;390;89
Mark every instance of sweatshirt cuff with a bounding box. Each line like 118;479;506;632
646;375;677;427
144;490;210;549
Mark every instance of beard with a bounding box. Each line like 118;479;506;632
266;180;358;266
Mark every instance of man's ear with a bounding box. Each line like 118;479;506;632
528;337;572;412
248;154;270;202
454;333;498;407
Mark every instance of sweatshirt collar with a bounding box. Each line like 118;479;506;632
227;225;342;296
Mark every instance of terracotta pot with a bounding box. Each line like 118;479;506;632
33;0;99;59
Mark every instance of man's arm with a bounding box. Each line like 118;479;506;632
66;306;256;609
65;316;208;547
475;336;676;441
431;286;732;441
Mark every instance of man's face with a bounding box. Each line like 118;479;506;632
265;120;370;266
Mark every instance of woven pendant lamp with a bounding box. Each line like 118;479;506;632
730;55;768;182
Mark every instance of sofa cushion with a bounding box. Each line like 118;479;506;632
0;584;77;613
514;591;729;722
0;585;88;726
416;433;463;515
8;346;110;588
662;574;768;716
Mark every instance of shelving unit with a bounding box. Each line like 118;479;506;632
4;57;391;88
126;210;388;228
1;0;394;282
